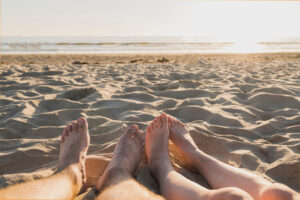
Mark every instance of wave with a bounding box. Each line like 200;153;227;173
55;42;232;46
57;42;116;45
2;38;300;54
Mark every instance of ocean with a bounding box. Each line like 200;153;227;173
1;36;300;54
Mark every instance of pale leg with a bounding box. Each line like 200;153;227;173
146;114;253;200
168;116;300;200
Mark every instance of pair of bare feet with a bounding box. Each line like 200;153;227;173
58;113;199;194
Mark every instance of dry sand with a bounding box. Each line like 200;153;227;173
0;53;300;198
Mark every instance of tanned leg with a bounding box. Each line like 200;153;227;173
168;116;300;200
146;113;253;200
95;125;164;200
0;117;90;200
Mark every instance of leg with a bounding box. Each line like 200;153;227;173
168;116;300;200
0;117;90;199
146;114;253;200
95;125;163;200
96;179;163;200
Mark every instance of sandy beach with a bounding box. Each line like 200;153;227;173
0;53;299;198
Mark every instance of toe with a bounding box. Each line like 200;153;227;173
67;124;72;132
172;120;176;126
61;135;65;143
160;113;168;125
168;116;174;127
156;116;162;127
77;117;88;129
151;122;155;130
126;124;138;135
137;130;146;142
146;126;151;134
63;128;68;137
72;121;78;132
137;130;145;137
153;119;158;127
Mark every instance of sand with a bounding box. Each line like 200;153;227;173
0;53;300;198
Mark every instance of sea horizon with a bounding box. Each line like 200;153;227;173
2;36;300;54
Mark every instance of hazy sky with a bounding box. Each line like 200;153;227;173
2;0;300;41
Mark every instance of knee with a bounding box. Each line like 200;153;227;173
213;187;254;200
260;183;297;200
224;188;253;200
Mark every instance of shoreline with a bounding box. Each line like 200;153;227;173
2;52;300;65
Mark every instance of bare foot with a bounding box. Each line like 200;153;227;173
145;113;172;179
96;125;145;191
58;117;90;187
168;116;199;170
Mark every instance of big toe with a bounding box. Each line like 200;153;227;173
77;117;88;129
160;113;168;126
136;130;146;142
126;124;138;135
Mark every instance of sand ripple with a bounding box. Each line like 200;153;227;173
0;54;299;193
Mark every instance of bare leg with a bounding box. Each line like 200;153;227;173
95;125;163;200
168;116;300;200
146;114;253;200
0;117;90;199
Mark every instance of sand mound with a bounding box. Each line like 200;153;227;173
61;87;98;101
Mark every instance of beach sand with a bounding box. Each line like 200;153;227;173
0;53;300;198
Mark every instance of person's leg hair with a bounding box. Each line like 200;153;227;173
95;124;165;200
0;117;90;200
96;179;164;200
0;165;81;199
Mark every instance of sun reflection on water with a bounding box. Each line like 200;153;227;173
225;42;265;53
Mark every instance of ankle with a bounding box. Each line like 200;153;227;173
107;165;132;178
149;155;173;181
101;166;133;189
59;164;83;194
193;150;215;171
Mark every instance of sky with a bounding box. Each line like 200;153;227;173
2;0;300;41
